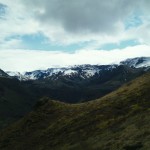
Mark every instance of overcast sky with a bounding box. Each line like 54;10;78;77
0;0;150;72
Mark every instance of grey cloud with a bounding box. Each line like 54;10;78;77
23;0;142;34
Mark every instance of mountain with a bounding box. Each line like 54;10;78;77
6;71;28;81
120;57;150;68
0;77;38;129
0;69;9;78
7;57;150;81
0;72;149;150
7;65;118;80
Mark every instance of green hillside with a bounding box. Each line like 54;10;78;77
0;73;150;150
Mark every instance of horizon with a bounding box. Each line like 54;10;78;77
4;56;150;73
0;0;150;72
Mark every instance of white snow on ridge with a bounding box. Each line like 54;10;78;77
64;69;77;75
83;69;98;77
136;60;150;68
6;71;21;77
120;57;150;68
48;68;65;74
7;71;28;80
25;73;37;80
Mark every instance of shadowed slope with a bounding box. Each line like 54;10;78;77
0;77;37;129
0;73;150;150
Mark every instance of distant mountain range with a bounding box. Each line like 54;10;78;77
6;57;150;81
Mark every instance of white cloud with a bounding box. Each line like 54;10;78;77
0;45;150;72
0;0;40;48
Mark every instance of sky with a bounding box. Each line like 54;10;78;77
0;0;150;72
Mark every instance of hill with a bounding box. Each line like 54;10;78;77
0;72;149;150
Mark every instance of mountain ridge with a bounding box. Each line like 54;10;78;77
6;57;150;81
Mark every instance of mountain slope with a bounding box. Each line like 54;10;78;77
0;69;9;78
0;72;150;150
0;77;38;129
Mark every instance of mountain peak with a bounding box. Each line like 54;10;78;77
120;57;150;68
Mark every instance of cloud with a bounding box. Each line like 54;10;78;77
20;0;149;44
0;38;23;49
23;0;136;34
0;0;40;49
0;45;150;72
0;0;149;47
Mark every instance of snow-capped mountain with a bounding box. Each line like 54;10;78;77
15;64;118;80
120;57;150;68
6;71;29;80
7;57;150;81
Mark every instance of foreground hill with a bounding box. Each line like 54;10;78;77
0;73;149;150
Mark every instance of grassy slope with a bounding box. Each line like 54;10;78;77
0;73;150;150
